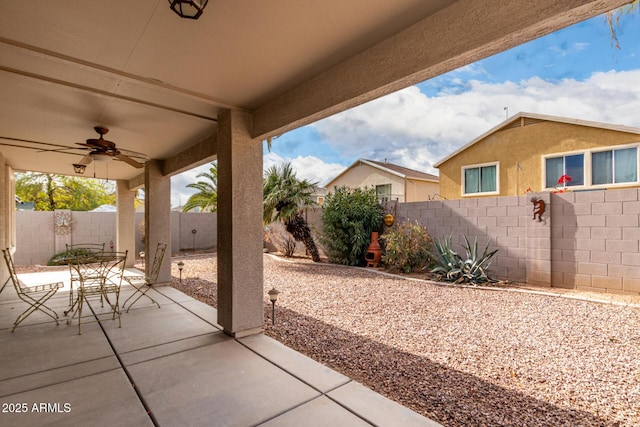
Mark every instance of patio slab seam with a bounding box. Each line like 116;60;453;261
154;287;222;329
118;332;227;367
235;338;385;426
253;390;376;427
91;303;158;427
0;356;121;398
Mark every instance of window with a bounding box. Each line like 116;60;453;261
592;147;637;185
463;163;497;195
376;184;391;202
544;144;639;190
545;154;584;188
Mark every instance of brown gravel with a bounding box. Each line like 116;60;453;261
168;253;640;427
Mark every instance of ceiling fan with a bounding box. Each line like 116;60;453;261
75;126;149;169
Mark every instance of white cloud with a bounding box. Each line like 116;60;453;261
264;152;345;186
312;69;640;175
170;163;213;208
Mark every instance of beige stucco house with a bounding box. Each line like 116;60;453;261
325;159;439;203
435;112;640;200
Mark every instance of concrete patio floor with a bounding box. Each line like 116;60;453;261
0;269;439;426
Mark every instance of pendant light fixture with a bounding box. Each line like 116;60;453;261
168;0;208;19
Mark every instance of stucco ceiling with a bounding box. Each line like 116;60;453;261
0;0;628;181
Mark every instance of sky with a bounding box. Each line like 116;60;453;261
171;9;640;208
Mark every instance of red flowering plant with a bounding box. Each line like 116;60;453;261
554;174;572;193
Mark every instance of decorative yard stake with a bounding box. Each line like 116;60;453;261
531;197;545;222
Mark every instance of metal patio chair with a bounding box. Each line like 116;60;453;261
66;251;127;335
64;243;105;313
122;242;167;312
2;248;64;332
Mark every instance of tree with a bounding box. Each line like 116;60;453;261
263;162;321;262
15;172;115;211
319;186;384;266
607;0;639;49
182;162;218;212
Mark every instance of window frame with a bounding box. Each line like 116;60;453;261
591;145;638;188
543;151;585;189
542;143;640;191
375;183;392;203
461;162;500;197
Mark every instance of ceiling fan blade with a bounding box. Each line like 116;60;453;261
118;148;150;160
115;153;144;168
78;154;93;165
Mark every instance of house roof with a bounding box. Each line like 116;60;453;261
311;186;328;196
364;159;439;181
326;158;438;188
433;112;640;168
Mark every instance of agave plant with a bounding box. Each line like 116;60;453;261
431;235;498;284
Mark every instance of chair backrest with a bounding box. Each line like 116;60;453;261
99;251;128;287
147;243;167;284
2;248;25;293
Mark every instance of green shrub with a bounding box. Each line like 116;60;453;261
382;221;433;273
431;235;498;284
320;186;384;266
47;248;93;266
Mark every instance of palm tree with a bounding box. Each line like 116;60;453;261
607;0;639;49
182;162;218;212
263;162;321;262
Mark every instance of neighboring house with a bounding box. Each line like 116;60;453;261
324;159;439;203
435;112;640;199
15;196;34;211
311;186;327;206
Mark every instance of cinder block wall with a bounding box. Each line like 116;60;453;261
71;211;117;249
396;195;548;286
14;211;55;265
392;189;640;295
15;211;217;265
551;189;640;294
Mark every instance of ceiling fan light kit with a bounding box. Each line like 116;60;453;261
72;126;148;171
168;0;208;19
73;164;87;174
89;152;112;162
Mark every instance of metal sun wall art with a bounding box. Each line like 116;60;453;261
54;211;72;235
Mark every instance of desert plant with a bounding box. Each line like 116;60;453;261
263;162;321;262
431;235;498;284
47;248;94;266
264;222;297;257
320;186;384;266
382;221;433;273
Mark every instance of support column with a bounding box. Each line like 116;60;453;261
217;109;263;337
0;155;15;286
145;160;171;284
116;180;136;267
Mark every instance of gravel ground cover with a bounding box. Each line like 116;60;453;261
167;253;640;427
25;254;639;426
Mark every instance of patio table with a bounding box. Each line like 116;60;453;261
65;251;127;334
